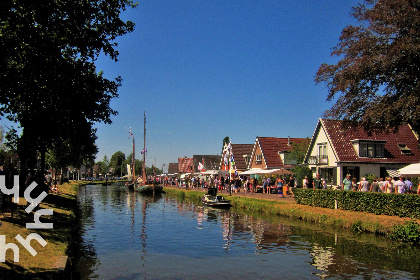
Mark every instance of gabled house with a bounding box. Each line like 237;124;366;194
303;118;420;185
248;137;308;170
220;144;254;172
178;157;194;173
167;163;178;174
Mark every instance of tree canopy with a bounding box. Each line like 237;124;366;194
109;151;126;176
0;0;136;173
315;0;420;133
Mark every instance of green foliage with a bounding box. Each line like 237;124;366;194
288;138;311;164
222;136;229;152
294;189;420;219
294;165;312;188
390;220;420;243
351;220;365;234
109;151;126;176
124;153;143;177
315;0;420;133
0;0;136;175
364;173;376;184
101;155;110;175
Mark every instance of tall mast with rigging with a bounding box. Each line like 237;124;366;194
132;135;135;183
142;111;146;184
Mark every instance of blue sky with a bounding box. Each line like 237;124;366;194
92;1;359;171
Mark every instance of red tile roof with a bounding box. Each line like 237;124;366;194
258;137;308;168
167;163;178;174
178;157;193;173
231;144;254;170
321;119;420;163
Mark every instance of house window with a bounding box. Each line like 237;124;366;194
256;154;262;163
398;143;412;155
317;143;327;156
359;141;384;158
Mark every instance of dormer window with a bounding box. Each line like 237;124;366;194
398;144;412;155
256;154;262;163
351;139;385;158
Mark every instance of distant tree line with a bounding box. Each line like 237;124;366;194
95;151;162;177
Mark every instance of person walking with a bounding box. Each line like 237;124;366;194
277;177;285;198
253;177;257;193
303;176;309;189
394;176;407;194
359;177;369;192
370;178;380;192
262;178;268;194
267;177;272;194
384;177;394;193
404;177;413;194
313;174;321;189
342;174;352;191
288;176;295;197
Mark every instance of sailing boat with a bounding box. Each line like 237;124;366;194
134;111;164;194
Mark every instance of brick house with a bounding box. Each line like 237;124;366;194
220;144;254;172
248;137;308;170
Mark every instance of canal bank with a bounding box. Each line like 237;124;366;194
0;182;79;279
164;186;420;240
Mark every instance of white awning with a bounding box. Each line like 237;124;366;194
240;168;263;175
386;168;401;178
398;163;420;176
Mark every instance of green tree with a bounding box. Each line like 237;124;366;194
315;0;420;133
109;151;126;176
293;165;313;188
0;0;136;185
287;138;311;165
102;155;110;176
222;136;230;151
124;153;143;178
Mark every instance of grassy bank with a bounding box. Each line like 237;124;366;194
164;187;420;242
0;182;79;279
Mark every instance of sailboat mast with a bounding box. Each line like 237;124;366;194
142;111;146;182
132;136;135;182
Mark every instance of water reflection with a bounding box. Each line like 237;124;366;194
72;184;420;279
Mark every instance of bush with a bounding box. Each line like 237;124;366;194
294;165;312;188
294;188;420;218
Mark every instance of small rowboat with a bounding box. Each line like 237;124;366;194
201;188;231;208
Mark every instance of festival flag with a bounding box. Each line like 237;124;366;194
128;128;133;139
141;148;147;154
198;162;204;171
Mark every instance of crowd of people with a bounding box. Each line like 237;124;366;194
176;174;295;197
302;173;419;194
340;174;418;194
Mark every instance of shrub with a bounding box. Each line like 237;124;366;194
294;188;420;218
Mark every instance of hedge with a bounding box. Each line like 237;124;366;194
293;188;420;218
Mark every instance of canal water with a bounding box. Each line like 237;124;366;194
71;184;420;279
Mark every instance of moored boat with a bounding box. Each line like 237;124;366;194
201;188;231;208
135;183;164;194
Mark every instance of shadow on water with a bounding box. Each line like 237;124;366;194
67;185;100;280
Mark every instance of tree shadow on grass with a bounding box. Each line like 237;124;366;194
0;261;70;280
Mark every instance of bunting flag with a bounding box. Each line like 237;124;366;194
223;154;228;165
141;148;147;154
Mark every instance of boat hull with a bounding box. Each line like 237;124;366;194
134;184;164;194
201;195;232;208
